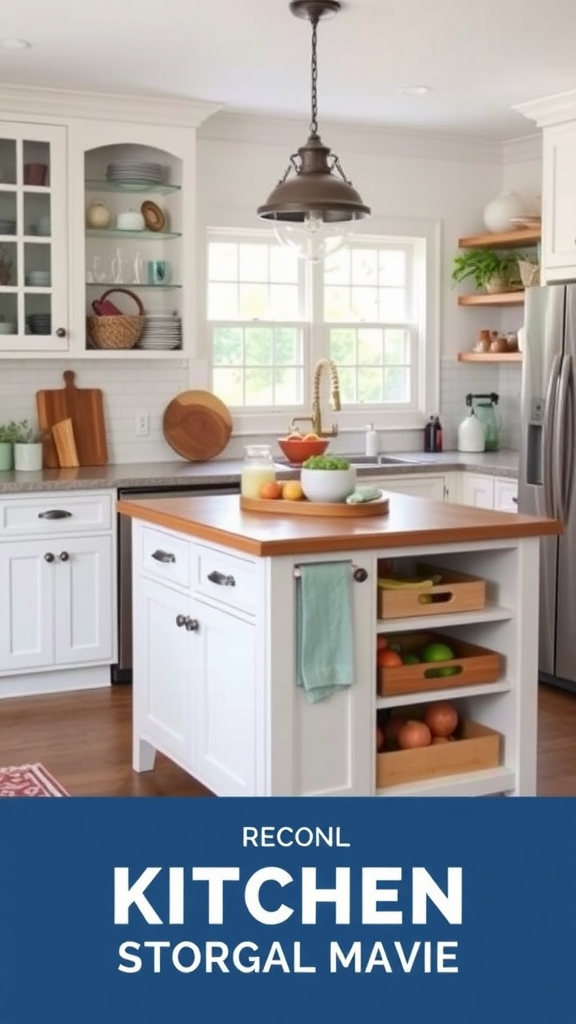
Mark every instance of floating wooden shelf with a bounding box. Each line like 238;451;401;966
457;352;522;363
458;228;541;249
458;291;525;307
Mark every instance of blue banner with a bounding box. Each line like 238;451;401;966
0;797;575;1024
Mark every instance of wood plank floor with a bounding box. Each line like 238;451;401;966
0;682;574;796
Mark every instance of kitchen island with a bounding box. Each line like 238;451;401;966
117;492;560;798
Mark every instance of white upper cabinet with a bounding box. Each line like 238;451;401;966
541;122;576;280
515;90;576;283
0;123;69;354
0;85;218;360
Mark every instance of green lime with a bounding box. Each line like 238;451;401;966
421;641;455;662
402;653;421;665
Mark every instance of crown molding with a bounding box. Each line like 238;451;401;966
0;82;220;127
502;132;542;165
513;89;576;128
199;110;504;164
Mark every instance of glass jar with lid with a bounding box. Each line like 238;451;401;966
241;444;276;498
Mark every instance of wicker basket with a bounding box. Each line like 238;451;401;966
87;288;145;350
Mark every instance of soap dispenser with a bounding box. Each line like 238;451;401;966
365;423;379;457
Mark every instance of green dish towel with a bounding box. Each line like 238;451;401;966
296;562;355;704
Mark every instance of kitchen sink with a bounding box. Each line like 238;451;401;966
275;454;424;470
345;454;424;467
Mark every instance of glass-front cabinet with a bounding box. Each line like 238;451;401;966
0;123;68;353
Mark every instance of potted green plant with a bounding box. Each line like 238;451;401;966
11;419;43;472
300;454;357;502
451;248;522;293
0;419;22;471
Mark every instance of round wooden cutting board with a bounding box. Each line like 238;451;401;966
162;390;233;461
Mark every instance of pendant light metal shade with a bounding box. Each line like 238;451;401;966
257;133;370;223
257;0;370;232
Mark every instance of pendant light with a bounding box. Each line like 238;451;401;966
257;0;370;262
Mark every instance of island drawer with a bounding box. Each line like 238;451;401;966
377;631;502;697
0;492;113;536
139;524;192;589
376;719;502;788
377;562;486;620
193;543;257;614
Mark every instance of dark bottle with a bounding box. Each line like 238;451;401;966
424;415;435;452
433;415;443;453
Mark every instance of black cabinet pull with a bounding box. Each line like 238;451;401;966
152;549;176;563
512;496;518;504
59;551;70;562
207;570;236;587
55;328;66;338
175;614;199;632
353;567;368;582
44;552;55;563
38;509;72;520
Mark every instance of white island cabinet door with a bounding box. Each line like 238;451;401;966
266;552;374;797
193;599;260;798
0;541;54;672
134;577;194;771
54;535;114;665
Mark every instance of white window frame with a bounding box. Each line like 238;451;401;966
202;216;440;437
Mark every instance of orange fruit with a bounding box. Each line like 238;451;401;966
377;648;403;668
303;432;320;441
282;481;303;501
259;480;282;500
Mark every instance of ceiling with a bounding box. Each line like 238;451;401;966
1;0;576;140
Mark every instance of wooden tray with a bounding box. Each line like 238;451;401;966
241;495;390;517
36;370;108;467
377;562;486;620
162;390;232;462
377;631;501;696
376;720;502;788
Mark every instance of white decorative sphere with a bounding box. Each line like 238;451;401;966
483;191;526;233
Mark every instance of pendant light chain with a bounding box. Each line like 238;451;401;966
310;16;319;136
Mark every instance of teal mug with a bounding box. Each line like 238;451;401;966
147;259;170;285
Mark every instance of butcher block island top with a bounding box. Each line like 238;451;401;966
117;491;560;556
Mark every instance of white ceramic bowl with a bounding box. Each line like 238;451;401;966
300;466;356;503
116;210;145;231
0;323;17;334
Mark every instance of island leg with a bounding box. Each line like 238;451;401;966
133;735;156;772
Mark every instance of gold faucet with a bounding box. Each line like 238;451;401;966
290;358;341;438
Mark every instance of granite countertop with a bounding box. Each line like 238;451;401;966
117;491;557;558
0;450;519;495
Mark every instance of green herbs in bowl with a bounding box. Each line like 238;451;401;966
302;454;351;470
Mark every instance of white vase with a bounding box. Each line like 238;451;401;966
483;191;526;233
14;442;43;472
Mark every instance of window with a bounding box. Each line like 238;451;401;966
206;221;438;432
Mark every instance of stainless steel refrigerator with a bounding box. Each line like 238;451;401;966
518;284;576;692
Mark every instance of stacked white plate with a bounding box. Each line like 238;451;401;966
106;161;167;185
137;312;182;350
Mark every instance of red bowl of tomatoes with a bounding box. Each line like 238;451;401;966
277;436;329;464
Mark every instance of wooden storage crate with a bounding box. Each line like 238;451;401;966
376;720;502;788
377;562;486;620
377;631;501;697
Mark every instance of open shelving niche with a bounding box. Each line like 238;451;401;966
455;226;541;362
83;149;184;359
373;541;528;798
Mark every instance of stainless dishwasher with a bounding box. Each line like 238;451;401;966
114;482;240;682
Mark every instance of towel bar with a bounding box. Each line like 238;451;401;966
294;564;368;582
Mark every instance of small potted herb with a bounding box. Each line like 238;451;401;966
11;419;43;472
451;248;523;293
0;420;21;471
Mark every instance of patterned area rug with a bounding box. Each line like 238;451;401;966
0;763;69;797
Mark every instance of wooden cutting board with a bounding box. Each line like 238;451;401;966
162;390;232;461
36;370;108;467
